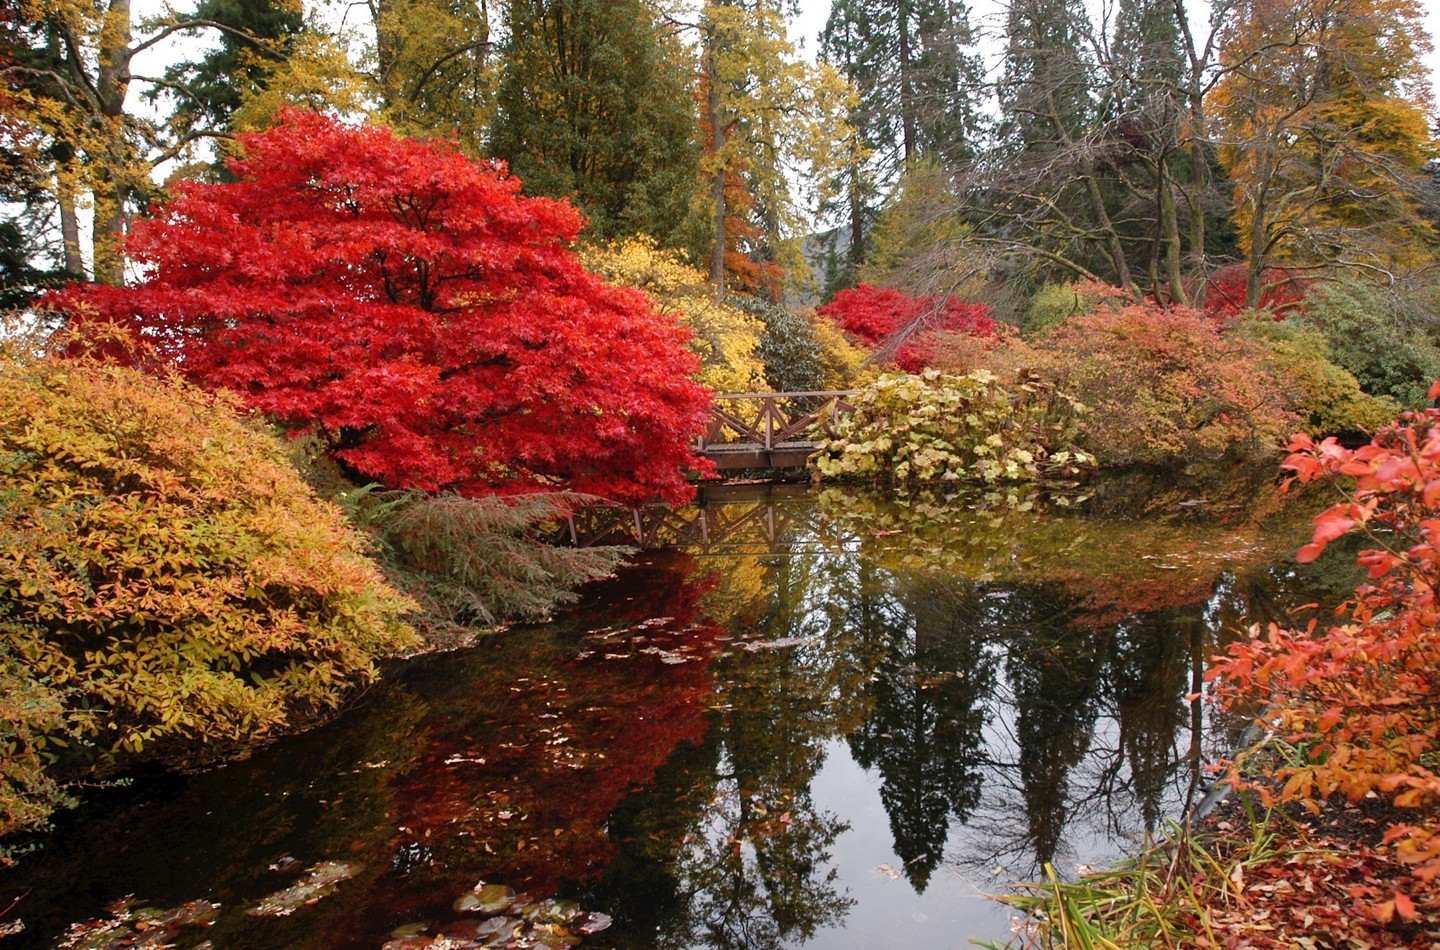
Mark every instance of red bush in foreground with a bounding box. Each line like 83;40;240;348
818;283;995;371
1210;384;1440;907
50;111;712;505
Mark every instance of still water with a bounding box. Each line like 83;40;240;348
0;478;1352;949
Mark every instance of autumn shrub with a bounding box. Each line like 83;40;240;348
1296;278;1440;408
1209;397;1440;898
1232;313;1400;436
817;283;996;371
0;646;84;854
50;111;712;506
1037;300;1293;466
0;349;416;834
812;370;1095;484
1202;263;1309;318
581;237;769;393
809;313;877;389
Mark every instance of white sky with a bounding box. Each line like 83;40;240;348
132;0;1440;119
789;0;1440;104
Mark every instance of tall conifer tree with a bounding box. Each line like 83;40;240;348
818;0;983;289
490;0;700;248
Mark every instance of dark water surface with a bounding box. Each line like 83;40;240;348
0;478;1355;949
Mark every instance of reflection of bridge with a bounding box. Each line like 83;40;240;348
557;485;863;556
698;391;857;470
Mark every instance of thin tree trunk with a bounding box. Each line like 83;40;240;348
705;29;726;298
58;175;84;278
897;0;916;165
93;0;132;286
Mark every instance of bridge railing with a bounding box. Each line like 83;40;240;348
697;391;859;452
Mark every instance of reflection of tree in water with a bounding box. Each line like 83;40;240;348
589;549;888;949
1000;587;1110;871
585;486;1340;941
848;580;994;890
1109;612;1203;835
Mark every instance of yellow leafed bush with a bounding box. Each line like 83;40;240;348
0;347;416;836
582;236;770;392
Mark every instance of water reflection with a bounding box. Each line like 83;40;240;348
0;480;1339;949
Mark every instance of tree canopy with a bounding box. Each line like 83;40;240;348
50;111;713;506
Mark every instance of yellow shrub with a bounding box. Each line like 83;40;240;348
0;351;416;795
582;237;770;392
810;312;877;389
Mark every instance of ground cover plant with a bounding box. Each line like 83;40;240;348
811;369;1095;484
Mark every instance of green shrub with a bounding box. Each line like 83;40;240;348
1297;279;1440;408
1025;282;1088;334
0;350;416;834
1233;313;1400;435
347;489;630;636
812;370;1096;483
739;295;827;394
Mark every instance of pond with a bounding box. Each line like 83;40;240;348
0;476;1356;950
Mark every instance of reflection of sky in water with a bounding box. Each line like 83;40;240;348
0;481;1347;950
810;742;1004;949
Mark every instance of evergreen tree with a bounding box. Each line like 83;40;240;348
155;0;305;137
997;0;1095;154
490;0;700;248
819;0;983;289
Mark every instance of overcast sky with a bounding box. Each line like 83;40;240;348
789;0;1440;103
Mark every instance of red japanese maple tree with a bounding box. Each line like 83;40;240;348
50;111;712;505
817;283;995;371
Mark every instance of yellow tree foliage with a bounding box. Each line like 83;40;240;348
698;0;857;295
809;312;877;390
1212;0;1439;305
0;344;416;791
582;237;770;393
228;33;372;134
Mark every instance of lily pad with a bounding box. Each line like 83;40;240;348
456;882;516;915
528;899;582;924
577;912;612;935
390;922;432;939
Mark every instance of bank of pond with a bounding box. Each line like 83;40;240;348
0;476;1357;949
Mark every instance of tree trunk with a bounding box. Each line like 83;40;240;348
58;174;84;279
93;0;132;286
897;0;916;166
705;26;726;298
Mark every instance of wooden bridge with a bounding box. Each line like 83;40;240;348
697;391;858;470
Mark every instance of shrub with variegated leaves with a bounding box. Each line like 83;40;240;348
811;370;1095;484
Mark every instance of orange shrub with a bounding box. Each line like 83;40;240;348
0;349;416;835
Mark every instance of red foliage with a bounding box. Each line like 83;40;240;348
817;283;996;371
49;111;713;505
1209;382;1440;902
1203;264;1309;318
